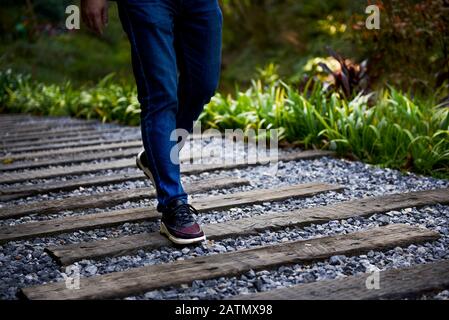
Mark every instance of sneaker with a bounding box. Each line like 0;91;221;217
136;138;186;186
136;149;156;187
160;199;206;245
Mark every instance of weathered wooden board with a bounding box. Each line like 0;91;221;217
47;187;449;265
0;146;205;172
1;124;96;136
0;177;250;219
2;137;140;154
0;183;342;243
1;129;127;149
0;158;136;184
0;122;98;135
1;129;128;150
0;150;334;184
231;259;449;300
1;132;210;154
0;148;142;171
1;126;102;142
0;172;145;201
0;114;94;129
19;224;439;300
0;141;143;162
0;150;334;200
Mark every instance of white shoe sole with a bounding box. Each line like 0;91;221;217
136;150;157;188
160;222;206;245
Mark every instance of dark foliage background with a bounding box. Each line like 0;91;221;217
1;0;447;94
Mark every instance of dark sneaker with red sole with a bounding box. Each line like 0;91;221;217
160;199;206;245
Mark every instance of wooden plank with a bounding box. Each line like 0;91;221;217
0;150;334;199
1;124;96;134
0;123;60;132
0;114;93;122
0;158;136;184
0;119;96;130
1;126;100;141
0;132;213;155
0;177;250;219
47;187;449;266
19;224;439;300
0;122;96;134
0;172;145;201
2;129;128;145
0;147;143;171
0;146;203;171
0;123;100;135
0;137;140;154
0;129;127;149
0;183;342;243
0;140;143;162
0;150;334;184
231;259;449;300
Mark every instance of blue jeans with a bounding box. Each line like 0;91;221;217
117;0;222;211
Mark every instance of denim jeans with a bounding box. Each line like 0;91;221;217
117;0;222;211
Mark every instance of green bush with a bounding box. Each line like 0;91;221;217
201;73;449;177
0;69;140;125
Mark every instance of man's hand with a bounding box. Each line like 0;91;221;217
81;0;108;35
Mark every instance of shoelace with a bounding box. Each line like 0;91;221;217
171;203;198;225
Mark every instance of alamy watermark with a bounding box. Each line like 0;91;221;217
170;124;280;176
62;265;80;290
65;4;80;30
365;4;380;30
65;4;380;31
365;266;380;290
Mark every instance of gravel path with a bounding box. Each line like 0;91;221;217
0;117;448;300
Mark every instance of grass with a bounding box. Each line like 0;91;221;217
0;2;133;86
1;69;448;178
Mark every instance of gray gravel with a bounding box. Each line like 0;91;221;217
420;290;449;300
125;204;449;300
0;118;448;300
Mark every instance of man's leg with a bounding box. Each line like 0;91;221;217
118;1;206;245
175;0;223;135
117;1;187;210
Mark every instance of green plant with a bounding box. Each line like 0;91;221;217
202;69;449;177
0;70;141;125
317;47;369;98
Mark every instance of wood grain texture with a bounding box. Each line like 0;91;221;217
20;224;439;300
0;183;342;243
0;140;143;162
47;187;449;266
0;150;334;184
230;259;449;300
1;129;126;149
0;148;142;171
1;126;102;143
0;123;98;136
2;137;140;154
0;147;201;172
0;177;250;219
0;158;136;184
0;172;145;201
1;132;209;154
